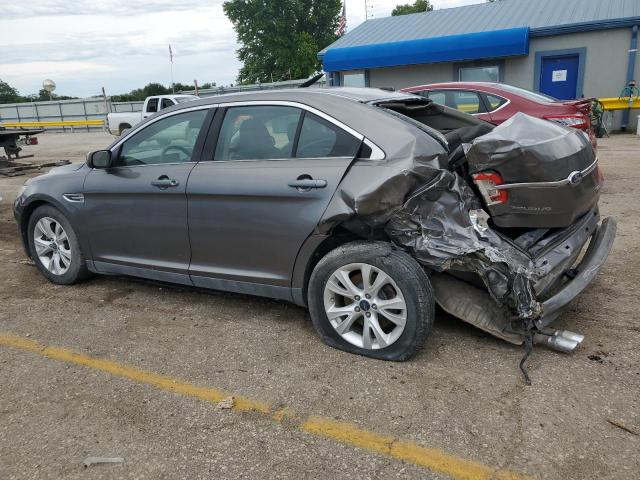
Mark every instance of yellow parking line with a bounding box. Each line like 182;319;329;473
0;332;531;480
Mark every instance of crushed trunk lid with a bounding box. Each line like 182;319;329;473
465;113;603;228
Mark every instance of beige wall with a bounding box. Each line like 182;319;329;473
359;27;638;130
368;63;453;89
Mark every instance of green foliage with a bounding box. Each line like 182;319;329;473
0;79;22;104
111;83;172;102
391;0;433;16
223;0;342;84
34;88;77;101
0;79;78;104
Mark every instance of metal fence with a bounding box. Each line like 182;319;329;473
0;78;325;132
0;98;143;132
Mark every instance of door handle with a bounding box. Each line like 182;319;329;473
288;178;327;190
151;177;179;188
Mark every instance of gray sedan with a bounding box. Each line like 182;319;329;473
13;88;615;372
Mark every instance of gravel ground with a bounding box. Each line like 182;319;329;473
0;131;638;479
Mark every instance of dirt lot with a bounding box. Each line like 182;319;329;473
0;131;638;479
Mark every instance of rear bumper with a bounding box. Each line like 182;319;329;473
535;216;617;328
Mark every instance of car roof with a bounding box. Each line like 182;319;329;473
188;87;418;107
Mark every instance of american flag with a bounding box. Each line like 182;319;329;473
337;2;347;36
169;44;174;64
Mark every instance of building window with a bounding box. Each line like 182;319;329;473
458;65;500;83
341;70;367;87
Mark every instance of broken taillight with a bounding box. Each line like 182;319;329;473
26;136;38;145
472;172;508;206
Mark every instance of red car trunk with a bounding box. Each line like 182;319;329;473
401;82;596;146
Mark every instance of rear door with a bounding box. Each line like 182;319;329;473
186;103;363;297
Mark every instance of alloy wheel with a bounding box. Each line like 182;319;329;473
33;217;72;275
323;263;407;350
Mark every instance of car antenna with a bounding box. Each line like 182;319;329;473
299;73;324;88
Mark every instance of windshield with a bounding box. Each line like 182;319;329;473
495;84;557;103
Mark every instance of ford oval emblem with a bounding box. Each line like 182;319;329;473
568;171;583;185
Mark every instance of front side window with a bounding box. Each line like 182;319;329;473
458;65;500;83
296;113;361;158
215;106;301;161
116;109;208;167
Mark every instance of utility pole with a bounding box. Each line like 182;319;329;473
194;80;199;96
365;0;374;20
101;86;110;113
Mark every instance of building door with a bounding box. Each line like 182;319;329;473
539;54;579;100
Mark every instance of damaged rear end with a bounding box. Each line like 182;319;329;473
318;94;616;377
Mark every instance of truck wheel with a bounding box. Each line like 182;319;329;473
308;241;434;361
27;205;91;285
118;124;131;136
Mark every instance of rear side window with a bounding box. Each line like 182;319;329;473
484;94;508;112
215;106;301;160
160;98;175;110
424;90;486;114
296;113;361;158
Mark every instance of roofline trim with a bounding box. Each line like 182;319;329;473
530;17;640;37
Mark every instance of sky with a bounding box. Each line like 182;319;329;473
0;0;485;98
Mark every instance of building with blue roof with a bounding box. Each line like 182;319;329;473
319;0;640;129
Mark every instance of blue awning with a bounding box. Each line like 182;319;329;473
322;27;529;72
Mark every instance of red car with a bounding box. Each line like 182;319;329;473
401;82;595;144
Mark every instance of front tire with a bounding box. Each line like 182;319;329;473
308;242;434;361
27;205;91;285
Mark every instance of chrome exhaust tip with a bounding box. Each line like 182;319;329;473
539;328;585;346
534;332;580;353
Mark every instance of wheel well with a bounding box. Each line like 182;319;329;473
119;123;131;133
300;226;391;305
19;200;50;257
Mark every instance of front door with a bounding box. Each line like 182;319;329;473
83;108;210;282
187;104;362;298
540;54;579;100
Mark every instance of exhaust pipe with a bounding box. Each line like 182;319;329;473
534;330;583;353
540;328;585;345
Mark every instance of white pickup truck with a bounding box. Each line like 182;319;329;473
107;94;198;135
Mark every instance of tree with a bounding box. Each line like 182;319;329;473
223;0;342;84
391;0;433;16
111;83;171;102
0;79;23;104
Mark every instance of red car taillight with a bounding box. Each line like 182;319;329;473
543;114;590;130
472;172;508;206
26;136;38;145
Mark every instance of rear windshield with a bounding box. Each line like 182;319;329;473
494;84;557;103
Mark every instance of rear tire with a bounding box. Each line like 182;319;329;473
27;205;91;285
308;241;434;361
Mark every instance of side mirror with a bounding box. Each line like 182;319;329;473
88;150;112;169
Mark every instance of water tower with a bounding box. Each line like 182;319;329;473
42;79;56;101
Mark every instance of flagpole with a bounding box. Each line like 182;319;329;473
169;44;175;94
